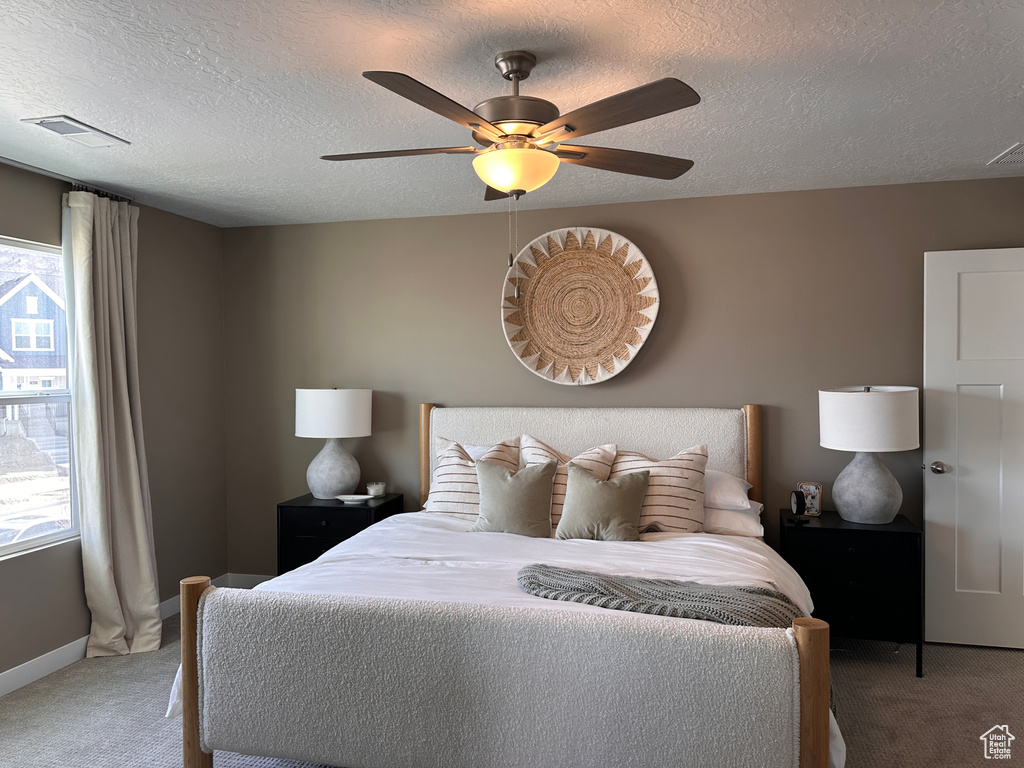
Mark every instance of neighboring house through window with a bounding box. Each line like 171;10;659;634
12;319;54;350
0;235;76;556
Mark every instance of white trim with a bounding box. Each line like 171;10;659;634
0;390;71;404
0;274;66;314
0;234;61;256
11;317;54;351
225;573;273;589
158;575;229;619
160;594;178;620
155;574;273;617
1;572;273;697
0;528;78;562
0;634;88;698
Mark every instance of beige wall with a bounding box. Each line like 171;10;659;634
5;159;1024;673
223;177;1024;574
136;206;227;601
0;163;88;673
0;163;227;674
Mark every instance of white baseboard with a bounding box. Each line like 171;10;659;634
225;573;273;590
0;634;89;698
2;572;273;697
158;573;272;619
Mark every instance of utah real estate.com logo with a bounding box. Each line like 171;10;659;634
980;725;1015;760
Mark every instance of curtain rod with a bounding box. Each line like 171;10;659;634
0;155;134;203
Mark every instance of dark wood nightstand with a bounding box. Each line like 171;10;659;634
779;509;924;677
277;493;403;574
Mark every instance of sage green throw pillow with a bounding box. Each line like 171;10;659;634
472;460;557;537
555;462;650;542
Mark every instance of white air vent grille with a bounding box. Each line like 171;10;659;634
988;143;1024;165
21;115;129;148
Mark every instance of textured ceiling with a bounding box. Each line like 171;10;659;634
0;0;1021;227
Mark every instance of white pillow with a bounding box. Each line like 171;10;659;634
428;439;505;496
464;444;493;462
520;435;616;531
424;437;520;520
433;437;494;464
609;445;708;533
704;469;752;511
703;503;764;537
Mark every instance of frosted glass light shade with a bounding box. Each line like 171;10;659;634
295;389;372;438
819;386;919;452
472;146;559;193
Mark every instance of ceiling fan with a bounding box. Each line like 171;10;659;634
322;51;700;199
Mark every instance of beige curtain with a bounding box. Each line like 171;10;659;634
62;191;161;657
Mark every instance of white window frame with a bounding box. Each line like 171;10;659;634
12;318;54;351
0;235;77;558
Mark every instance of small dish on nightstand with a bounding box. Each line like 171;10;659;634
336;494;374;504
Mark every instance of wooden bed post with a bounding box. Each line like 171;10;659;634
181;576;214;768
419;403;436;508
742;404;763;504
793;617;830;768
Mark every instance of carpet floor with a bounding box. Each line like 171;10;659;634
829;636;1023;767
0;617;1020;767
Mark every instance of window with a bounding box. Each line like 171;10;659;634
12;319;54;350
0;235;75;557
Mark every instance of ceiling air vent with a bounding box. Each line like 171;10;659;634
988;142;1024;165
21;115;129;148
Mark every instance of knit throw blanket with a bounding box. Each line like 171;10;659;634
517;564;805;628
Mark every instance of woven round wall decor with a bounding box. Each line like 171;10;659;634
501;227;660;386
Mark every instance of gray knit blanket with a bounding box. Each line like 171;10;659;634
517;564;805;628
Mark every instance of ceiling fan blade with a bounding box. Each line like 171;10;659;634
533;78;700;142
554;145;694;179
364;71;504;141
484;185;509;201
321;146;477;161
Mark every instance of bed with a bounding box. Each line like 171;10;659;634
178;404;836;768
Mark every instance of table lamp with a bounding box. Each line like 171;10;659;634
295;388;372;499
818;385;919;524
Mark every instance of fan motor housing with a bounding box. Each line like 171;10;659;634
472;95;560;145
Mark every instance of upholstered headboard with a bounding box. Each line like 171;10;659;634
418;404;762;508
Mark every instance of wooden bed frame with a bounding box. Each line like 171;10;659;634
181;403;830;768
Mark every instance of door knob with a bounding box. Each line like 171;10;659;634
928;461;948;474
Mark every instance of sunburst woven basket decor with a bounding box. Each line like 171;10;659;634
501;227;660;386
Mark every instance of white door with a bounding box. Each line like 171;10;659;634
924;248;1024;647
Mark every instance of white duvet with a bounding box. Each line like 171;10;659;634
169;512;844;767
263;512;815;616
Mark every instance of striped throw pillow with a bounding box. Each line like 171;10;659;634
609;445;708;533
520;436;616;530
424;437;520;521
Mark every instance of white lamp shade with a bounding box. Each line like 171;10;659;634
472;146;560;194
295;389;372;438
819;386;920;452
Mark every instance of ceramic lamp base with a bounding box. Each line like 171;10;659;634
833;451;902;525
306;438;360;499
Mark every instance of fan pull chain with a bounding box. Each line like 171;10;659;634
507;193;513;268
513;193;520;299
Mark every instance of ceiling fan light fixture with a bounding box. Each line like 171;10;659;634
495;120;541;136
472;144;559;194
471;95;561;146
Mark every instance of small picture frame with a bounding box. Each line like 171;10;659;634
796;481;823;516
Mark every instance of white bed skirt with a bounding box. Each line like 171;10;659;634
197;587;802;768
